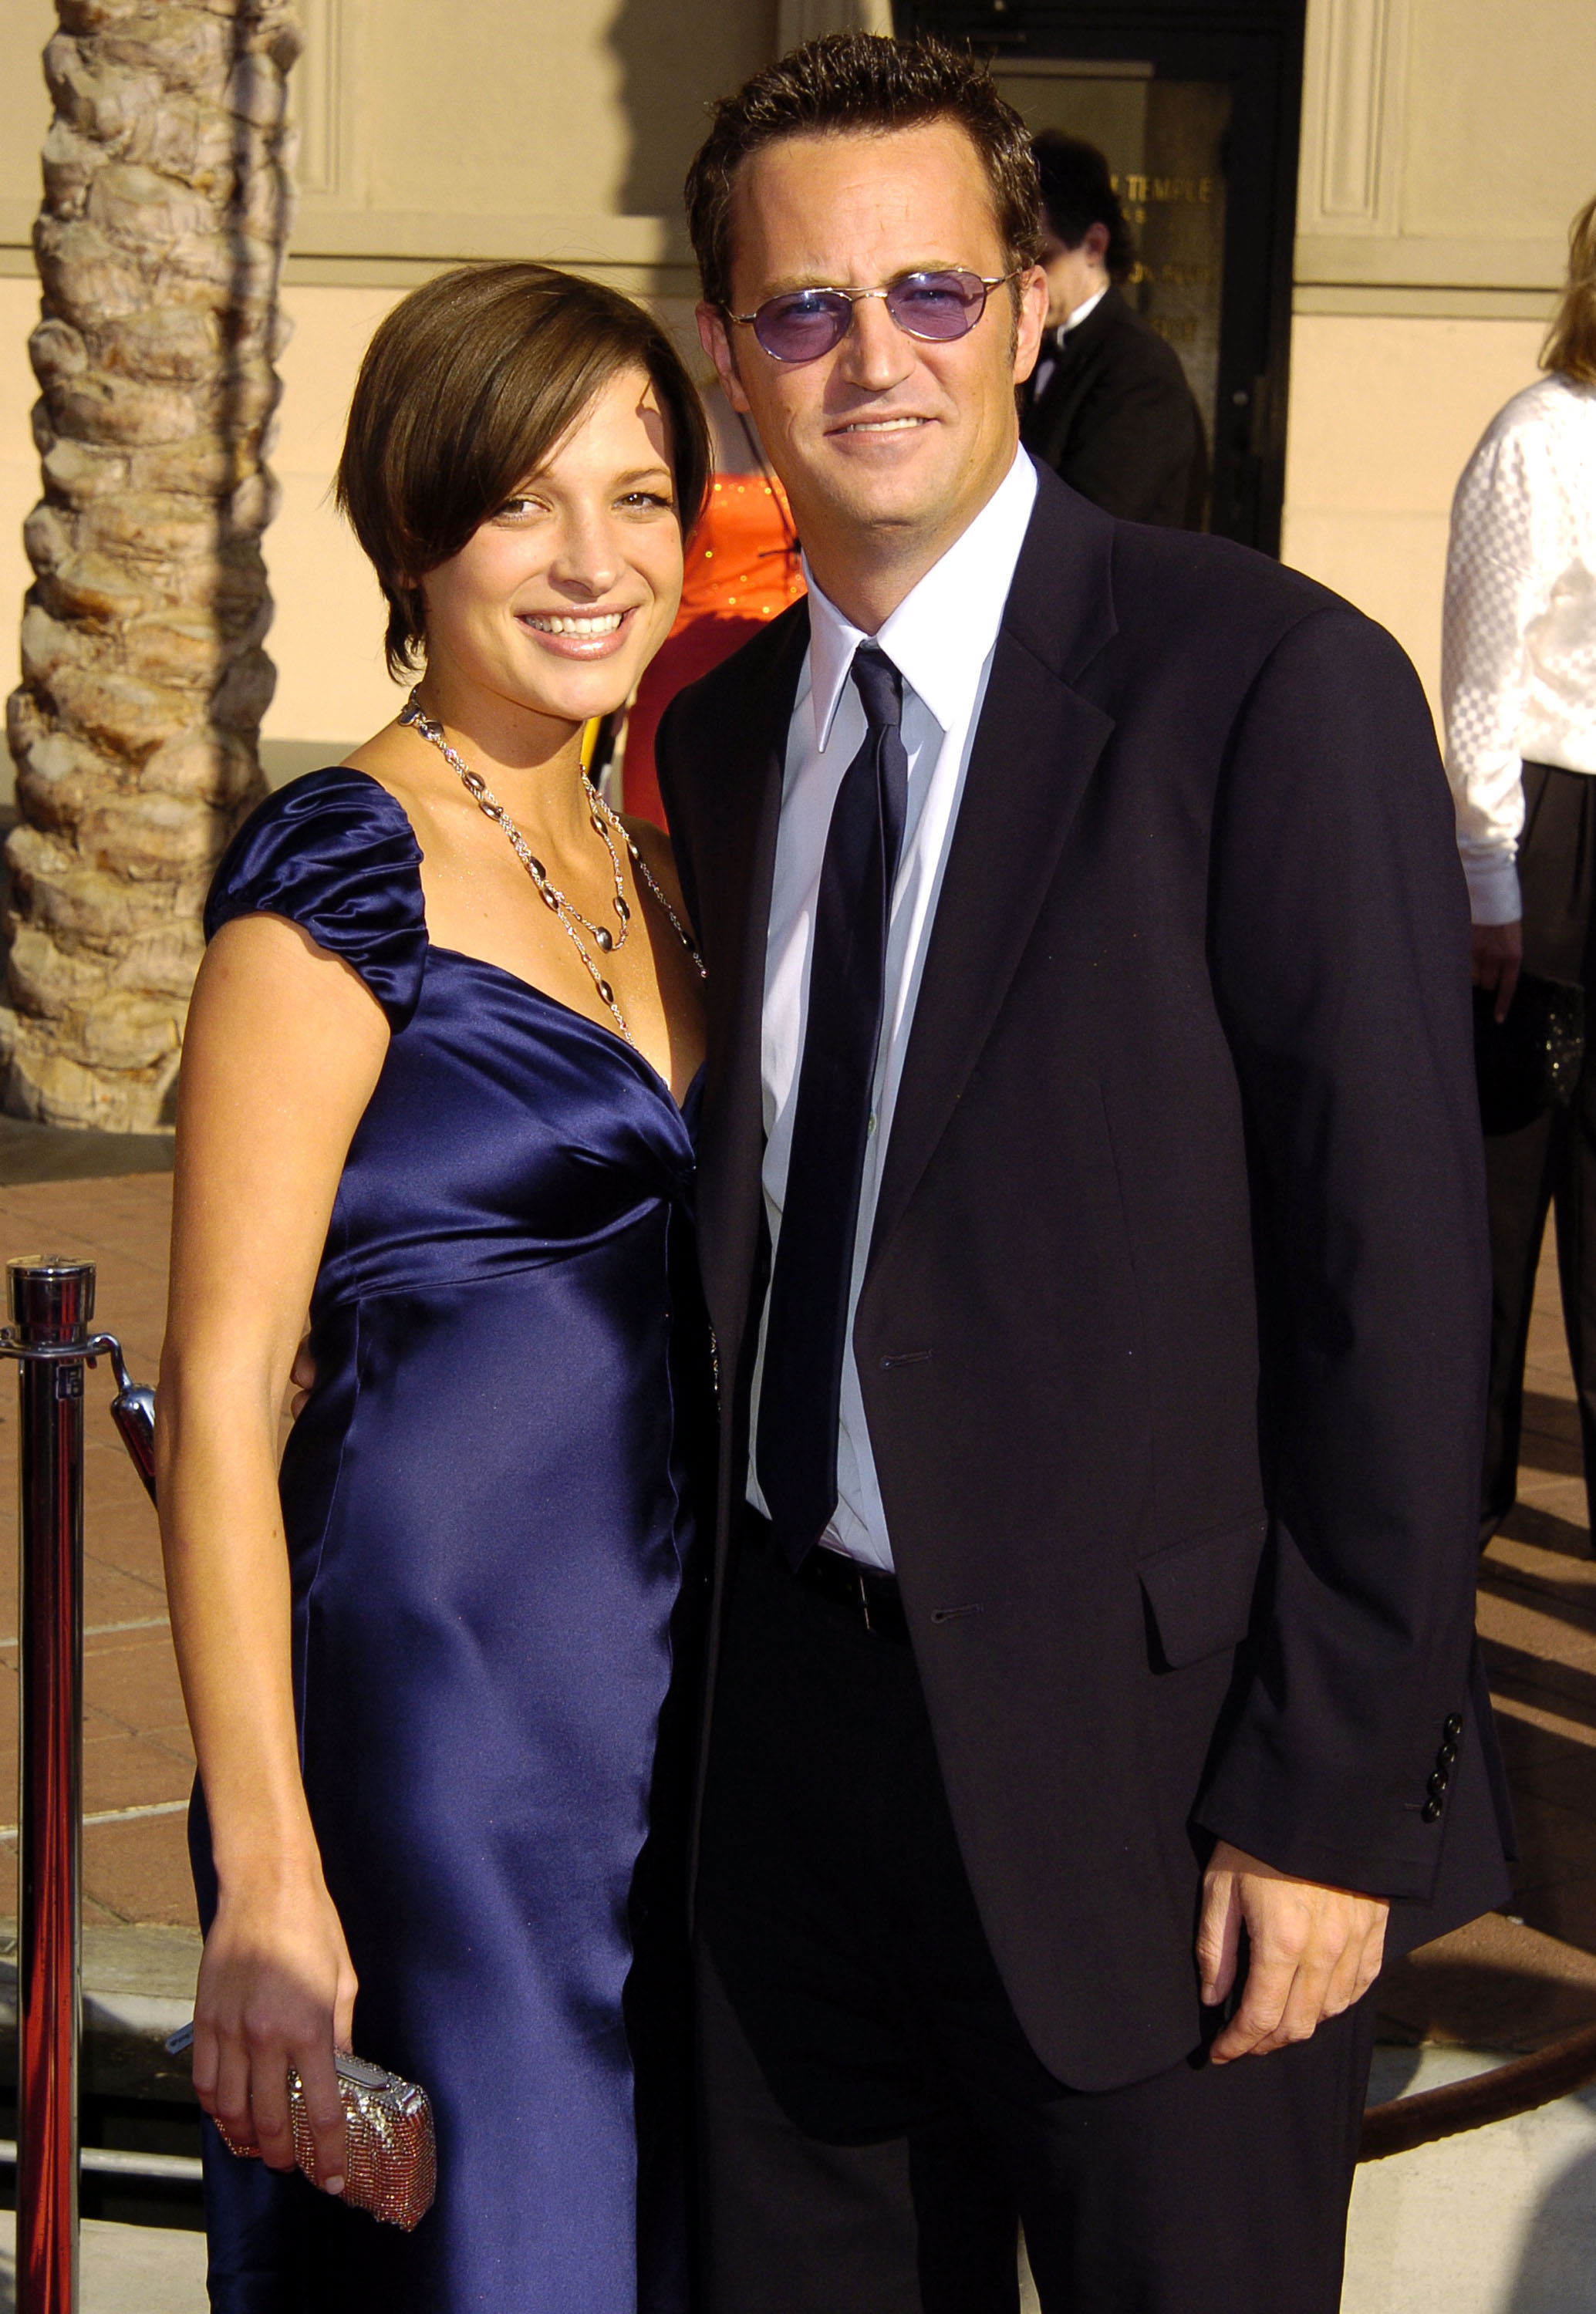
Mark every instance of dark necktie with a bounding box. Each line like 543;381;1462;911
757;645;909;1568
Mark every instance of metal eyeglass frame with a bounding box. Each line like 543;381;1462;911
725;268;1023;364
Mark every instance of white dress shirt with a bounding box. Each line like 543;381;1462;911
745;450;1038;1570
1442;373;1596;924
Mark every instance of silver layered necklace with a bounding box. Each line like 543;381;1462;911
399;689;704;1047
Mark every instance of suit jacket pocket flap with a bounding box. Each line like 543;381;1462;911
1137;1516;1268;1671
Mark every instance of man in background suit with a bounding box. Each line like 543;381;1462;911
660;32;1510;2314
1022;132;1209;528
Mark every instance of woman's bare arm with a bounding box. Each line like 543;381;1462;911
160;912;390;2191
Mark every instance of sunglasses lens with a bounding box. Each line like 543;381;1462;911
885;271;987;340
754;289;852;363
747;273;992;361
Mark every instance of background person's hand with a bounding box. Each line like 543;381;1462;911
191;1869;358;2191
1471;919;1523;1023
1196;1840;1388;2064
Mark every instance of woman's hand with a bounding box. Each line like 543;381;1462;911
193;1865;359;2195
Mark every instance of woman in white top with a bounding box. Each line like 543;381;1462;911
1442;192;1596;1541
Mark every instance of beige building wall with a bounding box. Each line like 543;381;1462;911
2;0;1588;787
1;1;902;788
1284;0;1593;709
0;0;797;788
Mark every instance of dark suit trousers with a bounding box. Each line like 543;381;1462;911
1481;761;1596;1540
697;1526;1378;2314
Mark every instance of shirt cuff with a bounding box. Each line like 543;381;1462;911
1461;851;1522;926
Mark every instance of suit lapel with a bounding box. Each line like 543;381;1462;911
868;471;1119;1273
694;605;809;1361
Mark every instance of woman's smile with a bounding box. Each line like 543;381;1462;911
515;603;640;659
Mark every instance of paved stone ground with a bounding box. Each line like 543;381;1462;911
0;2209;207;2311
1479;1267;1596;1957
0;1169;191;1931
1375;1233;1596;2049
1344;2047;1596;2314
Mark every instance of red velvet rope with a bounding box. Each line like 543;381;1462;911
1360;2025;1596;2161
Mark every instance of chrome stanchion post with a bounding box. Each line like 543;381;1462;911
8;1257;93;2314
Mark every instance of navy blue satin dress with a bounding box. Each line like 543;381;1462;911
191;768;709;2312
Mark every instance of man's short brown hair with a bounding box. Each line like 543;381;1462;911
336;261;710;678
684;33;1044;312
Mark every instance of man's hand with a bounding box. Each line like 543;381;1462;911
1196;1841;1388;2064
1471;919;1523;1024
288;1337;316;1420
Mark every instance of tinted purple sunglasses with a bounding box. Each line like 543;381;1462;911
727;268;1020;365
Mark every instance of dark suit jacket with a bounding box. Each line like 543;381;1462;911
656;462;1511;2094
1023;285;1209;530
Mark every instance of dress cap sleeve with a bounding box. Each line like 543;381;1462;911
204;767;427;1030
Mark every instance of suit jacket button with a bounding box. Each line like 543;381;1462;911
1428;1768;1449;1796
1422;1796;1443;1823
1444;1714;1464;1741
1438;1741;1458;1768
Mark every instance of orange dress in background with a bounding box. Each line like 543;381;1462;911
623;473;805;828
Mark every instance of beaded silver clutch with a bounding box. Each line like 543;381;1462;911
169;2024;437;2230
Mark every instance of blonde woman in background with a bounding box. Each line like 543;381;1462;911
1442;194;1596;1543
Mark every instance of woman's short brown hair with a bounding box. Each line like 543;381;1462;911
684;33;1044;314
1543;192;1596;390
336;262;710;678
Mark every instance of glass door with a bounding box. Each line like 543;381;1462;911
901;1;1307;555
990;60;1231;504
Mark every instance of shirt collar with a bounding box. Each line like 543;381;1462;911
1061;283;1109;337
802;449;1038;751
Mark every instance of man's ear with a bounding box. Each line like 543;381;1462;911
697;301;754;414
1084;221;1112;266
1011;265;1051;387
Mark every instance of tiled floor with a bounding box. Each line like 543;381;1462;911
0;1173;193;1928
1478;1236;1596;1963
0;2210;207;2312
1375;1232;1596;2048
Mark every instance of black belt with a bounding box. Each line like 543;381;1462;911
745;1509;910;1642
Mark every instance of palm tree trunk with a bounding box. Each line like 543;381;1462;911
4;0;302;1132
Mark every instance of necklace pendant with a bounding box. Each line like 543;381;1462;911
596;977;615;1007
594;926;613;953
541;885;561;912
590;812;606;835
614;896;630;923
